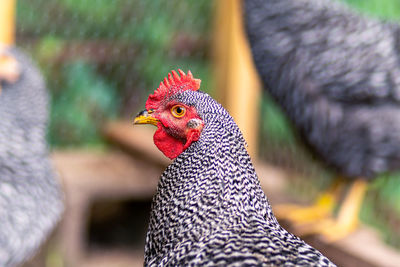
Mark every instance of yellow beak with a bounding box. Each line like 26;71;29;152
133;109;159;126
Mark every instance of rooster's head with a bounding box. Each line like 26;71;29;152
134;69;205;159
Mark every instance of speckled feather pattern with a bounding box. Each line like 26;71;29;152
0;47;63;267
144;90;335;266
245;0;400;178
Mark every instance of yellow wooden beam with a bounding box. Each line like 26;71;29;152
0;0;16;45
213;0;261;158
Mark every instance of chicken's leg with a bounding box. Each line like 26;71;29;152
297;178;368;242
274;177;344;224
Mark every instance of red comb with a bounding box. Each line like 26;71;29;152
145;69;201;110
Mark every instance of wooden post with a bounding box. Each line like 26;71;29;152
213;0;261;158
0;0;16;45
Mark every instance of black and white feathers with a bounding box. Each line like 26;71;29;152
0;47;63;266
245;0;400;179
144;90;335;266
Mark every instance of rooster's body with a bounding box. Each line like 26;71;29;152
135;70;334;266
0;47;63;266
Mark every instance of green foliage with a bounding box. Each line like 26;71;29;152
378;174;400;214
260;95;295;146
49;61;120;146
17;0;211;40
16;0;212;147
341;0;400;20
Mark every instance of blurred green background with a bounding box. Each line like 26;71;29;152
17;0;213;147
16;0;400;250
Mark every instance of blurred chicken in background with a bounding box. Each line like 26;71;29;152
0;1;63;266
245;0;400;241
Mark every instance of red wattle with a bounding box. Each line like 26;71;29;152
153;127;185;159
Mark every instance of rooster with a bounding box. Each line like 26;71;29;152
244;0;400;240
134;70;335;266
0;46;63;266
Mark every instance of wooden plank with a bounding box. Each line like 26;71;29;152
102;120;171;168
213;0;261;158
81;250;143;267
52;149;162;199
0;0;15;45
52;149;162;264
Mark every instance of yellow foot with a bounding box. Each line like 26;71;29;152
273;189;338;225
296;218;358;242
273;203;333;225
274;177;345;226
295;179;368;242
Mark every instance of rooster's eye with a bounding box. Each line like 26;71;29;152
171;105;186;118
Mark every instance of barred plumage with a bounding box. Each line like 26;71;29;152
0;47;63;267
141;88;335;266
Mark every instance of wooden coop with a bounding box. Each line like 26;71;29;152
0;0;399;266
